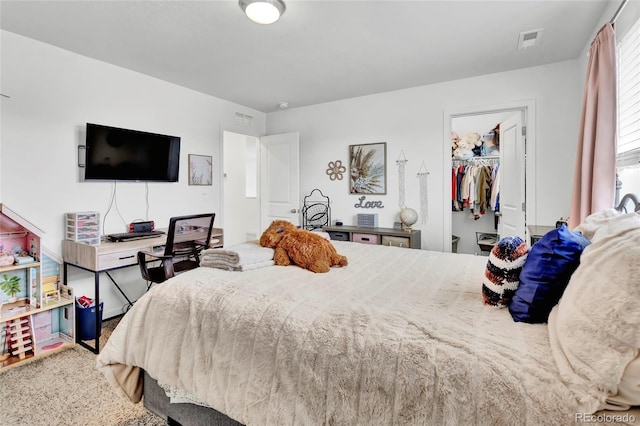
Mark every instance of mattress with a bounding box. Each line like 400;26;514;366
97;240;604;425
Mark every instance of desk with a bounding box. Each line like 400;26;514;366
62;236;168;354
527;225;554;246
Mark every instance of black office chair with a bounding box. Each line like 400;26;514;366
137;213;216;285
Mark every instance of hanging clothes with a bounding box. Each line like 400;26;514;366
475;164;493;218
490;163;500;211
452;165;466;211
451;160;500;215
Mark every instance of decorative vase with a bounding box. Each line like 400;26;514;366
399;207;418;230
8;296;17;304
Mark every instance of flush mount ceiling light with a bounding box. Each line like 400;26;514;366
239;0;286;25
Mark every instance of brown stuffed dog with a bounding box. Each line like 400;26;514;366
260;220;348;273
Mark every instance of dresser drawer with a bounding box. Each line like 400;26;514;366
381;235;411;248
98;249;140;269
328;231;350;241
352;233;379;245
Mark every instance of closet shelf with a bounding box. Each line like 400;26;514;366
452;156;500;165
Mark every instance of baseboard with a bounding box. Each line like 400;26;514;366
104;307;126;321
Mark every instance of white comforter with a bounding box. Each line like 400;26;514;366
97;241;598;425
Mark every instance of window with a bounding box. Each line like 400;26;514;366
617;16;640;198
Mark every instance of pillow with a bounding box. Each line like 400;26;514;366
600;353;640;411
509;224;589;323
481;236;528;307
548;213;640;411
574;208;621;241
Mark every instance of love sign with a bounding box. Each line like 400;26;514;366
354;196;384;209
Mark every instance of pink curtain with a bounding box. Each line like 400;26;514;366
569;23;617;229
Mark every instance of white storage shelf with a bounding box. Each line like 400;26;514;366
323;225;421;249
65;211;100;245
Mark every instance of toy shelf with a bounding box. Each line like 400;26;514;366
0;297;73;324
1;337;74;370
0;203;74;371
0;262;41;274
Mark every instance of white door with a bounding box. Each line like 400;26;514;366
498;112;526;240
260;132;300;232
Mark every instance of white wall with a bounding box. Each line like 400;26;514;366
0;28;592;316
0;31;266;318
452;112;512;140
266;60;583;251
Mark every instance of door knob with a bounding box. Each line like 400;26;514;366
290;209;297;213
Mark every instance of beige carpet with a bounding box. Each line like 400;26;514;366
0;316;166;426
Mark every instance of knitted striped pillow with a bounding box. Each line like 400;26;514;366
482;236;529;307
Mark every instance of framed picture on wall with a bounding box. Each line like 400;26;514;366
349;142;387;194
188;154;212;186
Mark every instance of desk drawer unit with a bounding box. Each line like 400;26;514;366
65;211;101;245
64;237;167;273
381;235;411;248
352;233;379;245
328;231;350;241
98;249;140;270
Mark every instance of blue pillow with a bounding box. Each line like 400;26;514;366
509;224;590;323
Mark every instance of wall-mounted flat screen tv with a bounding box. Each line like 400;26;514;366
84;123;180;182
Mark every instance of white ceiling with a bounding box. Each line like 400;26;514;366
0;0;610;113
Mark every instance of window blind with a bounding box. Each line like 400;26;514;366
617;16;640;168
617;148;640;169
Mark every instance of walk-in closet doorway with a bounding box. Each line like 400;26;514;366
443;100;537;254
222;130;261;247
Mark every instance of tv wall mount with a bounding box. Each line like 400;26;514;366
78;145;86;168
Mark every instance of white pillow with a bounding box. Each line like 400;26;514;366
573;208;621;240
548;212;640;411
601;353;640;411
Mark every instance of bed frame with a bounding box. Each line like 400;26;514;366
143;370;241;426
616;193;640;212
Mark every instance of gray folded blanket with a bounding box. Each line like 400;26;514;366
200;240;274;271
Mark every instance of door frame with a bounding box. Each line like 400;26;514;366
219;125;262;235
220;127;300;241
222;130;261;245
442;99;537;252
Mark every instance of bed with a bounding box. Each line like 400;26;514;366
97;195;640;426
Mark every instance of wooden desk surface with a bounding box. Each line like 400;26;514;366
63;227;223;272
62;236;167;272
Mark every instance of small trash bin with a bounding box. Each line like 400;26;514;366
452;235;460;253
76;299;103;340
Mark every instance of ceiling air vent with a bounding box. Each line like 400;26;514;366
517;28;543;50
235;112;254;126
